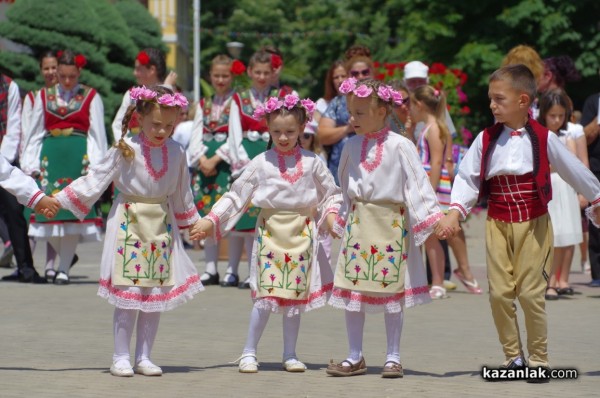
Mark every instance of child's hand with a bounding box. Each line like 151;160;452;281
189;219;213;241
34;196;60;218
326;213;340;238
435;210;461;240
593;206;600;227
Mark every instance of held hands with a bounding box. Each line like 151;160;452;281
189;218;213;241
34;196;60;219
435;210;462;240
199;156;217;177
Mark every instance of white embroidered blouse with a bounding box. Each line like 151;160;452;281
0;154;45;208
206;145;342;239
333;129;443;246
55;134;199;229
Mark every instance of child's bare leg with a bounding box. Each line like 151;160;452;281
447;230;474;281
557;245;575;289
425;236;445;287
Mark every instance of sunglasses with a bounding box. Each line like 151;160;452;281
350;69;370;78
301;133;314;140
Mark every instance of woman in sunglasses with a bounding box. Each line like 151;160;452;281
318;48;374;184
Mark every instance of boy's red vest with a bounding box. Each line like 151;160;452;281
478;119;552;221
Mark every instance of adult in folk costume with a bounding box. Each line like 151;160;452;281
21;50;108;285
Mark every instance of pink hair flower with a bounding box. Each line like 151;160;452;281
283;94;299;109
353;85;373;98
157;94;177;107
377;86;392;102
130;86;157;101
390;90;404;106
252;105;266;120
300;98;315;115
338;77;357;94
264;97;282;113
172;93;189;109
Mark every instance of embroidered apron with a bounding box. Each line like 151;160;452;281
254;208;314;300
112;196;174;287
334;201;409;293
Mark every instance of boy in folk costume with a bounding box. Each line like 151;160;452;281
437;64;600;382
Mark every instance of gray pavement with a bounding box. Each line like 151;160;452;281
1;213;599;397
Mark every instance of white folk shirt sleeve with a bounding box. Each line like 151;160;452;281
20;93;35;159
87;94;108;167
0;81;23;163
55;148;122;220
170;148;200;228
206;159;259;240
449;133;483;219
20;91;45;175
226;100;250;175
0;154;45;208
333;145;351;237
111;90;132;141
312;157;342;231
216;100;240;165
186;102;207;167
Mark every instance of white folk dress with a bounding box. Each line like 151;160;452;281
206;145;342;316
330;128;442;313
548;131;582;247
55;134;204;312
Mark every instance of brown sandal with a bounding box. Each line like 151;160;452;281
326;357;367;376
381;361;403;378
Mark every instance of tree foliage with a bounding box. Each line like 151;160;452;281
0;0;164;133
199;0;600;134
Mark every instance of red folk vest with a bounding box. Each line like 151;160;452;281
479;120;552;222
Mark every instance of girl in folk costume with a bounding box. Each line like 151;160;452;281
326;78;444;378
187;54;245;287
111;48;175;138
54;86;204;377
21;51;72;281
191;95;341;373
227;49;294;289
21;50;108;285
538;89;582;299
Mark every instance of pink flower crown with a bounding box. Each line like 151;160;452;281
130;86;189;110
338;77;404;106
252;94;316;121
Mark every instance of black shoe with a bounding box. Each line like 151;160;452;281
238;276;251;289
1;269;19;281
526;366;551;383
500;358;526;370
18;267;36;283
70;254;79;269
220;273;239;287
200;272;219;286
53;271;70;285
544;287;559;301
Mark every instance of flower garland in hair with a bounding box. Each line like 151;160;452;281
130;86;189;110
252;94;315;121
339;77;404;105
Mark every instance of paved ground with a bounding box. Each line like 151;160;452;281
1;212;599;398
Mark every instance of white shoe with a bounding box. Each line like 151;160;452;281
234;353;259;373
110;362;134;377
443;279;457;291
283;358;307;372
429;285;448;299
134;360;163;376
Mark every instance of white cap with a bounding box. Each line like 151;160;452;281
403;61;429;80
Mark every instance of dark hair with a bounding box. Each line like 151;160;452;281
323;60;346;101
141;48;167;82
489;64;537;104
544;56;581;88
57;50;76;66
39;51;57;67
118;85;175;160
248;50;272;69
537;88;571;132
262;45;283;61
264;106;309;150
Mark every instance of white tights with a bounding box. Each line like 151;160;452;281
226;234;253;277
47;235;78;274
242;305;301;361
345;310;404;364
113;308;161;367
